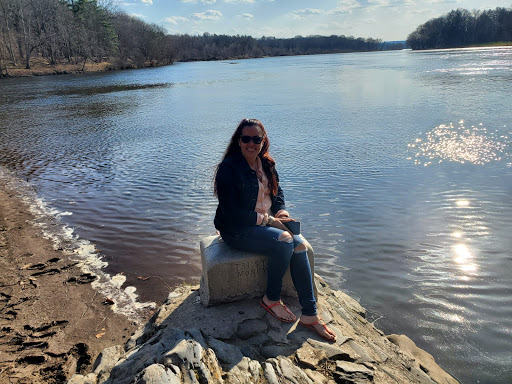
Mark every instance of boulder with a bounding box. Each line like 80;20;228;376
199;235;317;306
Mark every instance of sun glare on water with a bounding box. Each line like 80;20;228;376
408;121;510;166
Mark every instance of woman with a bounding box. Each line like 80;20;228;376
214;118;336;342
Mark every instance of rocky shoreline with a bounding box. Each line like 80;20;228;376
69;278;459;384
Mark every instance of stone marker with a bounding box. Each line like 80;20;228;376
199;235;317;306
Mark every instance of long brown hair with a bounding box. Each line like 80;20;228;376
214;119;278;196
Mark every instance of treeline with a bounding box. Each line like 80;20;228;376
0;0;392;76
0;0;172;72
407;7;512;50
169;33;384;62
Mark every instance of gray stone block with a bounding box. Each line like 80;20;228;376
199;235;317;306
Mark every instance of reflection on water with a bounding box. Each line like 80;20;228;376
409;121;510;166
1;48;512;384
50;82;172;96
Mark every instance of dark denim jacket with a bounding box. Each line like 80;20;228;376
214;152;286;235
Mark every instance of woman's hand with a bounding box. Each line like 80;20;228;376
269;216;295;236
275;210;290;219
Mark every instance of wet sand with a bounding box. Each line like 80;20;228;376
0;183;138;383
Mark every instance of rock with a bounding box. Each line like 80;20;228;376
185;328;208;350
68;373;98;384
296;344;328;369
199;235;316;306
260;344;295;359
107;328;185;384
304;368;329;384
206;335;244;368
248;359;262;382
267;328;290;343
239;345;259;360
160;339;203;369
263;362;280;384
345;340;375;363
224;357;262;384
93;345;123;384
133;364;181;384
202;348;224;383
308;339;356;361
244;332;270;345
277;356;313;384
334;361;374;383
237;318;267;339
387;334;459;384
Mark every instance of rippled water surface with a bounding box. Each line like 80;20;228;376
1;47;511;383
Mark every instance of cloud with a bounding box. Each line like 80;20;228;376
191;9;223;20
181;0;217;3
411;7;435;14
295;8;325;15
164;16;189;25
129;13;147;18
241;13;254;19
141;0;153;4
224;0;255;3
328;0;362;14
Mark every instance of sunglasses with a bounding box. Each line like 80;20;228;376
240;135;263;144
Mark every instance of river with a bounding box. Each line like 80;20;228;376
1;47;511;383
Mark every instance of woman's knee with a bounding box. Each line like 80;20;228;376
293;235;307;253
294;242;307;253
278;232;293;243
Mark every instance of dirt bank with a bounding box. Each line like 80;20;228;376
0;179;138;383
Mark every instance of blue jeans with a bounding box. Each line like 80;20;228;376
221;226;317;316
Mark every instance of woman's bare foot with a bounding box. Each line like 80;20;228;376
261;295;297;322
299;315;336;342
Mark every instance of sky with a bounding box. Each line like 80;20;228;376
116;0;512;41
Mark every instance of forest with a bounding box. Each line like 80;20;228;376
406;7;512;50
0;0;386;76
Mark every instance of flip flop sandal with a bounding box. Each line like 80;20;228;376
299;318;337;342
260;300;297;323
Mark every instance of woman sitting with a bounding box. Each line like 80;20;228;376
214;118;336;342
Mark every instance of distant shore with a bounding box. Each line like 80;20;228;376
2;42;510;79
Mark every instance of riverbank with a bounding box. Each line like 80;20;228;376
0;57;169;78
0;177;139;383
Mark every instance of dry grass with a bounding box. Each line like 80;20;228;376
2;57;113;77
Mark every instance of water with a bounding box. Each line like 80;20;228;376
1;47;511;383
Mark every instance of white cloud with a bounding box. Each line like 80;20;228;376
368;0;389;5
164;16;189;25
180;0;217;4
291;8;325;21
295;8;325;15
141;0;153;5
411;7;435;14
130;13;147;18
191;9;223;20
224;0;255;3
328;0;361;14
242;13;254;19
